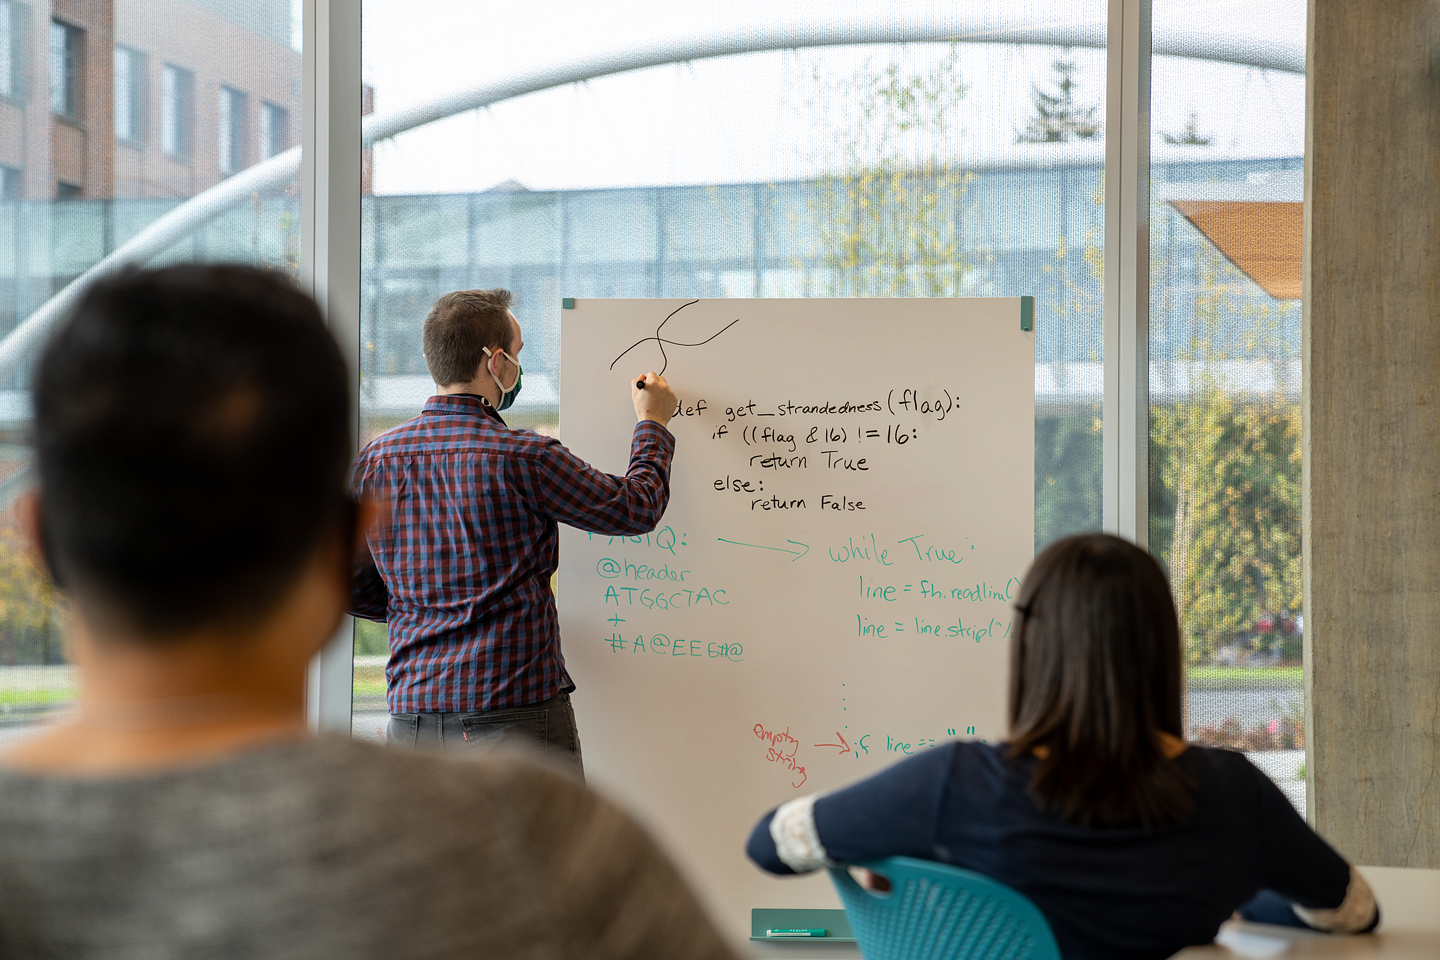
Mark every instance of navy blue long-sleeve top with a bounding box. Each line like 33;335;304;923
747;742;1354;960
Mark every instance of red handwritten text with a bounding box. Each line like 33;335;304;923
754;722;807;788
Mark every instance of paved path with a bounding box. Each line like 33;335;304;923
353;709;388;745
1188;686;1302;728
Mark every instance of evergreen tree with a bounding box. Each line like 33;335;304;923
1016;52;1101;144
1161;110;1214;146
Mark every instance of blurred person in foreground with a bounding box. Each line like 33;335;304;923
0;265;736;960
746;533;1378;960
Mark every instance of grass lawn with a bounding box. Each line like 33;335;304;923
0;664;1300;709
352;662;386;697
1187;665;1302;688
0;688;75;706
350;663;1300;696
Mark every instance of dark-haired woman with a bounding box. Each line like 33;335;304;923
746;533;1377;960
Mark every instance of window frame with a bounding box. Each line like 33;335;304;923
301;0;362;734
1102;0;1150;544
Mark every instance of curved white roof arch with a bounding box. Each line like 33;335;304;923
0;16;1304;383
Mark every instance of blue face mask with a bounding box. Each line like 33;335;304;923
483;347;523;411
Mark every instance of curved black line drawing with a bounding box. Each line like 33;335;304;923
609;299;740;376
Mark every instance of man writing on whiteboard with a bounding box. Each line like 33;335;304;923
350;289;677;777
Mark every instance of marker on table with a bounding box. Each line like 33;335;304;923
766;929;825;938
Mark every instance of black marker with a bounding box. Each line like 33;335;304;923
636;379;646;389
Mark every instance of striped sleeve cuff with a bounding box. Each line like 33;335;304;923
632;418;675;452
769;793;834;873
1293;867;1379;933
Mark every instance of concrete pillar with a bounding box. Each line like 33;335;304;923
1304;0;1440;867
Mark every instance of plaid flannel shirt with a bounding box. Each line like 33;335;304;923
350;394;675;714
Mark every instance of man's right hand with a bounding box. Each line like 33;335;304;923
632;372;677;427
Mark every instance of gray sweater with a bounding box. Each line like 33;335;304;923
0;735;739;959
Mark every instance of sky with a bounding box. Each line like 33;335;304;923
358;0;1307;195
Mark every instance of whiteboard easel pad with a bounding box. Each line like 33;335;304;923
558;297;1035;942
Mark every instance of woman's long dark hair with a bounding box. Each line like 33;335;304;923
1007;533;1193;829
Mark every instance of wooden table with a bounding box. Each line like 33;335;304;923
1172;867;1440;959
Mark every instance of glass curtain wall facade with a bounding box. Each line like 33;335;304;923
0;0;301;748
1149;1;1307;810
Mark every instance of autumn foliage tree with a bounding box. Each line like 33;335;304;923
789;46;1110;548
0;515;62;666
792;44;976;297
1150;243;1302;663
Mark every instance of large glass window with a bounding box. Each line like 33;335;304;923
218;85;246;174
0;2;1314;815
1150;1;1307;811
160;63;192;158
354;1;1108;739
114;46;145;144
259;101;287;160
0;1;23;100
0;0;302;749
48;19;78;117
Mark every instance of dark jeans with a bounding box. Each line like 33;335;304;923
386;691;584;780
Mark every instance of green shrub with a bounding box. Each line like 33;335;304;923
353;618;389;657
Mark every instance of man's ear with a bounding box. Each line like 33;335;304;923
15;489;59;585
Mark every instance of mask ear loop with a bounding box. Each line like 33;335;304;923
481;346;519;393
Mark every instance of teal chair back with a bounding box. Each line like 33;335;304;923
829;856;1062;960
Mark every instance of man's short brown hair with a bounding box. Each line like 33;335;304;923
422;289;514;386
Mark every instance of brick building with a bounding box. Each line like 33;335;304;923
0;0;300;200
